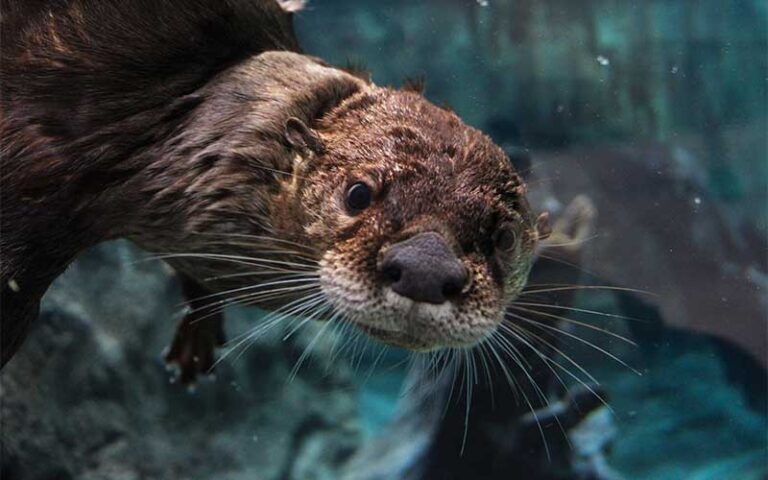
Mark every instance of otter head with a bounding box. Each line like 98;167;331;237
273;86;550;350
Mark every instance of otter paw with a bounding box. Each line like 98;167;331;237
541;194;598;255
164;310;225;385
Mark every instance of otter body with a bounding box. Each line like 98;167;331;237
1;0;548;381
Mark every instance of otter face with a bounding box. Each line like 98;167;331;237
275;88;547;351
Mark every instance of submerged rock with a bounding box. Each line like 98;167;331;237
1;241;360;480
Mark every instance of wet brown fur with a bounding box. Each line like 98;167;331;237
284;88;540;348
0;0;543;374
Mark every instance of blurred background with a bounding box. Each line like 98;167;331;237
3;1;766;479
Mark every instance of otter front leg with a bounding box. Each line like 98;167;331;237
165;274;226;385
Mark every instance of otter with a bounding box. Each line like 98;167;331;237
0;0;550;382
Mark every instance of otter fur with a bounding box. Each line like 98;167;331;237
1;0;549;382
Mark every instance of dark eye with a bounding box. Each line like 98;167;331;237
494;224;517;251
345;181;373;212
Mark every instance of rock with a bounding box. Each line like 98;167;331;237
1;241;361;480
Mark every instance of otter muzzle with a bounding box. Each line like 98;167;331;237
378;232;467;305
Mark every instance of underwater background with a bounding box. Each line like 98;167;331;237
2;1;766;479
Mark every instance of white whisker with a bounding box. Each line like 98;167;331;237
506;312;642;376
509;305;637;346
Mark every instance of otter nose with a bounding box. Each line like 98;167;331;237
379;232;468;304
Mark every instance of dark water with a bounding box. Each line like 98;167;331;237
2;1;766;479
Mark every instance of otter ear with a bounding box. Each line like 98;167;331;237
285;117;324;155
536;212;552;241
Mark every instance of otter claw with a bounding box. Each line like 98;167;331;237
164;309;225;385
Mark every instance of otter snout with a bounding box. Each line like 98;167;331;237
378;232;468;305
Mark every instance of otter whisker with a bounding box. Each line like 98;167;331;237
214;291;328;369
204;270;316;282
428;350;447;387
488;329;558;420
500;321;602;389
136;254;303;272
451;350;468;404
460;349;472;455
144;252;316;271
192;241;320;263
501;321;584;399
512;301;645;323
535;253;601;278
252;164;308;180
344;320;376;375
458;347;485;455
238;249;318;263
185;274;320;305
184;278;319;312
228;287;320;313
277;302;334;361
202;268;316;283
333;320;379;373
322;318;345;374
334;322;358;366
361;342;390;386
485;332;553;461
425;350;442;381
487;329;533;371
487;329;564;444
287;308;341;383
502;324;573;450
491;328;556;400
520;284;656;296
498;323;572;402
251;163;304;179
506;312;642;376
437;350;457;397
281;315;317;344
224;294;327;353
509;305;637;346
190;283;322;328
440;352;462;420
326;319;355;367
252;290;328;336
383;349;414;374
484;334;523;403
345;324;364;375
509;323;615;421
402;351;449;401
540;234;601;248
496;324;580;450
190;283;320;319
353;335;371;376
190;232;321;254
432;351;452;397
242;289;326;334
476;341;496;409
281;298;330;341
148;252;319;271
219;301;303;350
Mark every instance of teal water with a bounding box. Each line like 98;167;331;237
296;1;768;478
